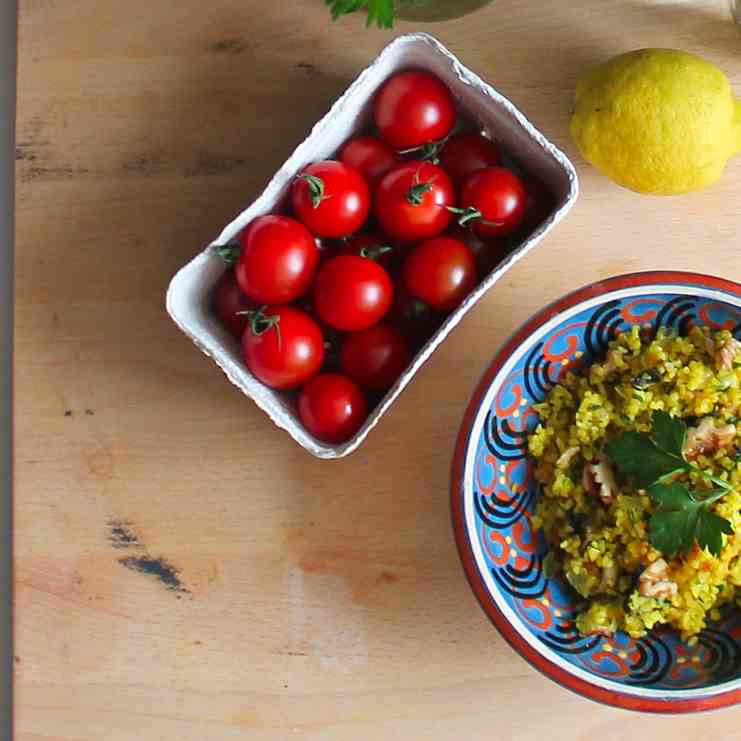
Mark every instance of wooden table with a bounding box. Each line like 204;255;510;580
14;1;741;738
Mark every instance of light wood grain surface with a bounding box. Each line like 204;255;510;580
14;1;741;738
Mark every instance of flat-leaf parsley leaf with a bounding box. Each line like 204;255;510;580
603;411;734;556
325;0;396;27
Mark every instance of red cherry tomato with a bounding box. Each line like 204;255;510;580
403;236;477;311
242;306;324;390
447;224;507;278
457;167;527;238
520;177;555;233
213;269;254;339
339;136;400;187
375;161;455;242
439;132;501;186
314;255;394;332
235;215;318;304
298;373;368;444
374;71;455;150
291;161;370;239
388;287;440;347
340;325;411;391
338;232;396;270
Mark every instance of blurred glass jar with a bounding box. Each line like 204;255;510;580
395;0;495;21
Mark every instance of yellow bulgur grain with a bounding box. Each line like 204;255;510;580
528;326;741;640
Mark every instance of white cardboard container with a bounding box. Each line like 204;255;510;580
166;33;579;459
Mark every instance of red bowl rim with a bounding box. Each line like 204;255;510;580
450;270;741;713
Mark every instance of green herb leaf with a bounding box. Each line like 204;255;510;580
647;482;732;557
651;410;686;458
649;507;696;557
647;481;691;509
604;431;685;489
603;412;734;557
324;0;396;27
696;510;734;556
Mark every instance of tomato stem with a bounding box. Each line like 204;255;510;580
447;205;504;229
359;244;393;261
215;242;241;264
406;182;433;205
397;137;447;164
298;174;329;209
238;306;283;348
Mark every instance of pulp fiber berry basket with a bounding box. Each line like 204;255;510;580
166;33;579;459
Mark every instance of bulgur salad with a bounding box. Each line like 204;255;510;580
529;325;741;640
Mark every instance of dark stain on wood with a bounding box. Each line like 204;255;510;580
209;38;248;54
85;408;95;416
15;116;49;162
64;409;72;417
16;116;89;183
122;153;166;176
21;165;90;183
376;571;399;585
122;152;253;178
296;62;321;79
108;519;141;549
184;155;249;177
15;146;36;162
119;556;189;594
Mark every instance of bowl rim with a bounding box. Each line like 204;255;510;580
450;270;741;713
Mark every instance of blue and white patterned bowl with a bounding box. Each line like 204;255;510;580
451;272;741;712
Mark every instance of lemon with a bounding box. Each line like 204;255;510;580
570;49;741;194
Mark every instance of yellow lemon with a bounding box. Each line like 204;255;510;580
570;49;741;194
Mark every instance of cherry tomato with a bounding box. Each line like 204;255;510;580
388;287;440;347
456;167;527;238
340;325;411;391
374;71;455;150
298;373;368;444
242;306;324;390
314;255;394;332
291;161;370;239
213;269;254;339
339;136;400;187
338;232;396;270
520;177;555;233
439;132;501;186
235;215;318;304
375;161;455;242
447;224;507;278
403;236;477;311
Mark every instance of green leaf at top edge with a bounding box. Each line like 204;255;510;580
651;410;687;458
366;0;396;27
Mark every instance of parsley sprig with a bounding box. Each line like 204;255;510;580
604;411;734;557
324;0;396;28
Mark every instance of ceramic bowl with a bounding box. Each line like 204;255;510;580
451;271;741;712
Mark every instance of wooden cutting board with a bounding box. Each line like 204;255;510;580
14;0;741;738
